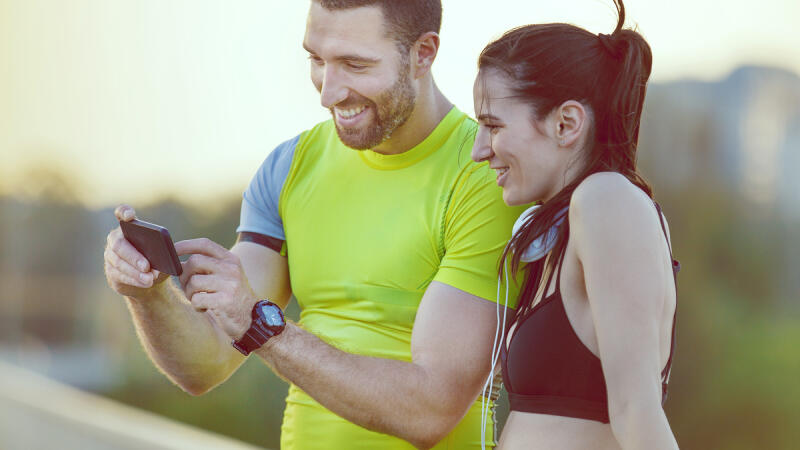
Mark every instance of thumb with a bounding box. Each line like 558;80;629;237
115;204;137;222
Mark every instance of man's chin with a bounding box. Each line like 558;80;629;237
334;126;383;150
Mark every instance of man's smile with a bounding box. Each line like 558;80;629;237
335;105;369;127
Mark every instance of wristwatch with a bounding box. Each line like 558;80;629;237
232;300;286;356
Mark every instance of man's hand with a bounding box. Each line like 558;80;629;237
104;205;171;298
176;238;260;341
104;214;287;396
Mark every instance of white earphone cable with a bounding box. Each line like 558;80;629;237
481;258;510;450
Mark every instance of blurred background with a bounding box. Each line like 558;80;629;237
1;0;798;448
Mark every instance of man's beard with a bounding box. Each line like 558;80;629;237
331;67;417;150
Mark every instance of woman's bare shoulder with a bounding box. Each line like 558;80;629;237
569;172;660;245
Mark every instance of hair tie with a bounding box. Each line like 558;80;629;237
598;33;623;59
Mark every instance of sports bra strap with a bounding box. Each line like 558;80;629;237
654;202;680;281
654;201;679;403
554;246;567;294
540;231;568;300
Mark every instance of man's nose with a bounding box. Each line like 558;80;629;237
320;66;349;109
471;128;494;163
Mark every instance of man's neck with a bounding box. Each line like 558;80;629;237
372;82;453;155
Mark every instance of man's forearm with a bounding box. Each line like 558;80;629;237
255;324;476;449
126;280;242;395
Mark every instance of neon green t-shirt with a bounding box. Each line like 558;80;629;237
238;107;523;449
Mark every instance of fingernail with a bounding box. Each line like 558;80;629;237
140;273;149;283
138;261;147;271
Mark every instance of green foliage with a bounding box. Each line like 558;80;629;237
657;182;800;449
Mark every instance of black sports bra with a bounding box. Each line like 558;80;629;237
500;202;679;423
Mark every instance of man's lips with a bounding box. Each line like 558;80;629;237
335;105;368;126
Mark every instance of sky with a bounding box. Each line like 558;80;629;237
1;0;799;208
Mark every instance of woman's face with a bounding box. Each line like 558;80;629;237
471;70;568;206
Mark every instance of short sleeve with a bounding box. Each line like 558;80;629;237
236;135;300;241
433;164;525;308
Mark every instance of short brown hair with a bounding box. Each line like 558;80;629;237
314;0;442;52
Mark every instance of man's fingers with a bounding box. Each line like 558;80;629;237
152;269;168;284
114;204;136;222
105;265;149;290
189;292;216;313
183;274;217;299
110;233;151;272
179;254;221;286
105;247;153;285
175;238;230;260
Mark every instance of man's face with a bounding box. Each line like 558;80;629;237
303;3;417;150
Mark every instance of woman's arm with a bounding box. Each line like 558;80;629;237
570;172;679;450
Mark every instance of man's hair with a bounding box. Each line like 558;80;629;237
314;0;442;52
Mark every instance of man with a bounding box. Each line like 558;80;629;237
104;1;524;448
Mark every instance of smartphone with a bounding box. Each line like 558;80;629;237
120;219;183;276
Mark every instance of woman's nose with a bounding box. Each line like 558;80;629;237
471;128;494;163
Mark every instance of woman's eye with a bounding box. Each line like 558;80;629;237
483;124;500;134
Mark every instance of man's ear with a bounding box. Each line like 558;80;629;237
411;31;440;79
554;100;588;148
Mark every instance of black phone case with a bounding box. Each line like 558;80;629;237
120;219;183;276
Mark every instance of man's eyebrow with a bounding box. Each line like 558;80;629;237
302;44;380;64
337;55;381;64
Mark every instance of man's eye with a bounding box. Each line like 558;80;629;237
308;55;324;65
346;62;367;71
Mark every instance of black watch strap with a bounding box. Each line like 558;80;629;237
232;300;285;356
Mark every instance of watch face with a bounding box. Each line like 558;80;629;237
258;303;284;326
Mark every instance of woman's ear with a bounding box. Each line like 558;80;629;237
554;100;587;147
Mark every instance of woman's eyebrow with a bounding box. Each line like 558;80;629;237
477;113;501;121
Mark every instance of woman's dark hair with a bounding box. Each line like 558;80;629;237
479;0;654;319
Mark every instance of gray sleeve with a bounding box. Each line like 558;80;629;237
236;135;300;241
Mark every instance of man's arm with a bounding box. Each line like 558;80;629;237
178;238;501;449
104;205;291;395
257;282;498;448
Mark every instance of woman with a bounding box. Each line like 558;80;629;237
472;1;680;449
